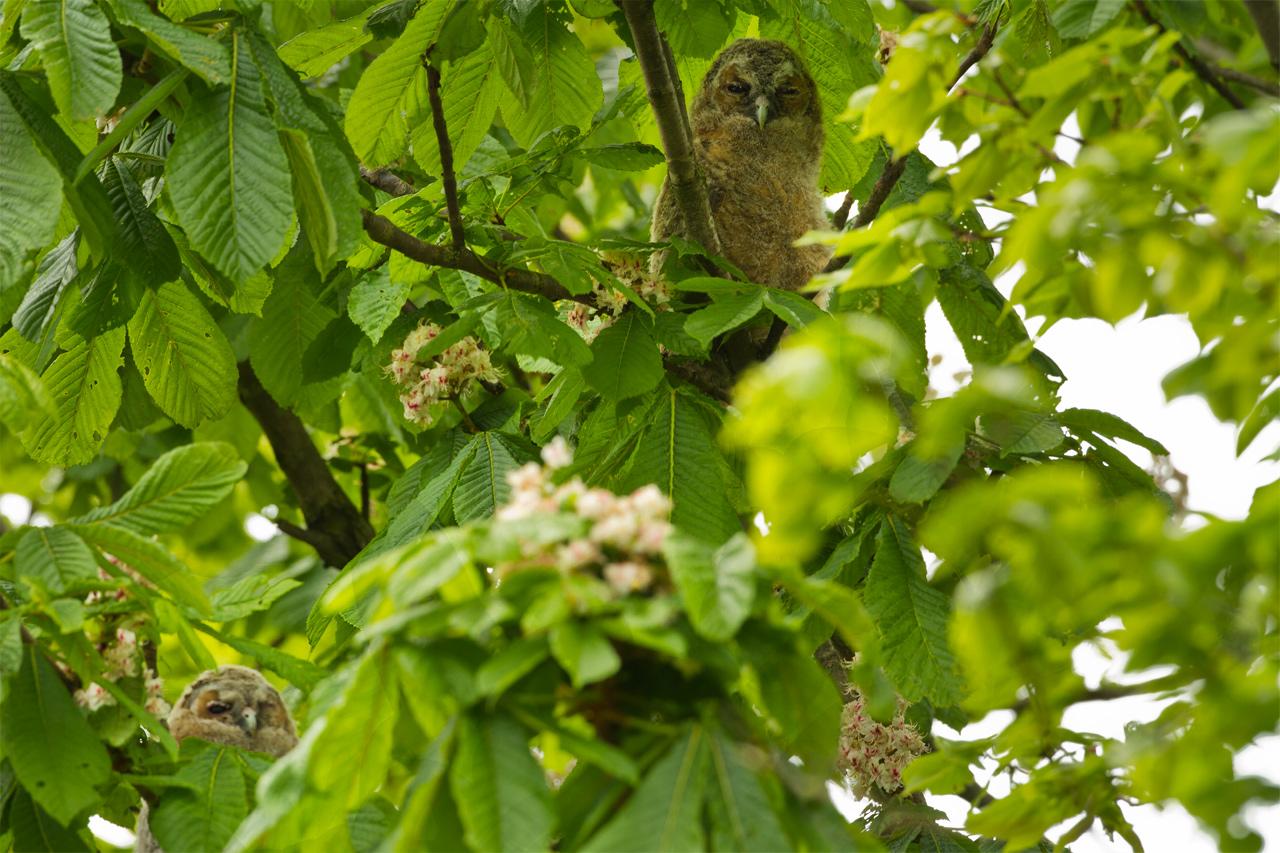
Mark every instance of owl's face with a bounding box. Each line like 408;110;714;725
696;39;821;137
167;665;297;757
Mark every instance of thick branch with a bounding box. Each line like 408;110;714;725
1134;0;1246;108
359;166;414;197
1244;0;1280;71
425;61;466;251
360;209;585;303
620;0;721;255
237;362;373;568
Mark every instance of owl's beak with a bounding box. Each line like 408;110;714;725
755;97;770;130
238;707;258;735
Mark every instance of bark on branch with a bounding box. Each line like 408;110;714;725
425;61;466;251
619;0;721;255
236;362;373;568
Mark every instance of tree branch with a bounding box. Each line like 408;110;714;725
425;61;466;251
1133;0;1247;109
359;166;414;197
1210;61;1280;96
360;209;587;303
236;362;373;568
619;0;721;255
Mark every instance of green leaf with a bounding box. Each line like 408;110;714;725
21;327;124;466
980;411;1064;456
1053;0;1125;37
12;232;79;343
1;646;111;826
450;713;555;853
208;576;303;621
0;353;53;434
0;86;62;291
0;72;119;258
654;0;733;59
347;268;410;344
705;732;791;852
763;287;826;328
344;0;453;165
101;156;179;287
619;388;742;544
864;517;962;706
195;625;327;691
663;532;755;642
106;0;231;83
475;636;550;697
889;441;964;504
1058;407;1169;456
248;247;340;408
7;787;92;852
578;142;665;171
150;744;249;853
20;0;122;120
167;32;293;282
453;432;534;523
278;7;375;78
496;3;603;147
684;290;765;346
127;280;238;428
14;526;96;595
411;40;503;176
549;620;622;687
582;311;662;401
488;291;593;367
1238;389;1280;455
72;442;245;534
583;727;709;852
69;522;212;615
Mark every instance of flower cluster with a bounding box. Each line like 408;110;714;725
387;322;500;425
837;690;927;798
72;625;170;717
564;253;672;344
495;437;672;596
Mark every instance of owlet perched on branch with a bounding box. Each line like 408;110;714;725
652;39;831;290
136;665;297;852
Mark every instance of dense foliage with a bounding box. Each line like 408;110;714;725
0;0;1276;850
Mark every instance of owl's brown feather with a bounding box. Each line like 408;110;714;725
652;39;831;290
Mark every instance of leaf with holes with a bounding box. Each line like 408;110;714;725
21;327;124;465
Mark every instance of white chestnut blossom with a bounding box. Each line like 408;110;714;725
493;442;673;597
386;322;500;426
837;690;928;798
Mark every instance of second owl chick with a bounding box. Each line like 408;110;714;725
652;39;832;291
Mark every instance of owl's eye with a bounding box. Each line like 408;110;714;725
206;701;231;714
778;86;800;97
725;81;749;95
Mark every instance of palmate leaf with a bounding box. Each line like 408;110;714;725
167;32;293;283
663;532;756;642
127;280;237;428
0;85;62;291
0;352;53;433
102;156;181;287
864;516;963;706
450;713;555;853
1;646;111;826
72;441;245;534
14;526;96;595
495;2;603;147
344;0;455;166
69;521;212;615
106;0;231;84
12;232;78;343
705;732;791;852
617;388;742;544
19;0;122;121
21;326;124;465
150;743;250;853
278;6;376;79
7;788;92;852
583;727;709;852
582;311;662;401
452;432;536;523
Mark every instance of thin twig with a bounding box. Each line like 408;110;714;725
425;61;466;251
1133;0;1246;109
832;192;855;230
619;0;721;255
949;23;997;91
359;166;414;197
1211;62;1280;96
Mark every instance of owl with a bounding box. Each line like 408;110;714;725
135;666;297;852
652;39;832;292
